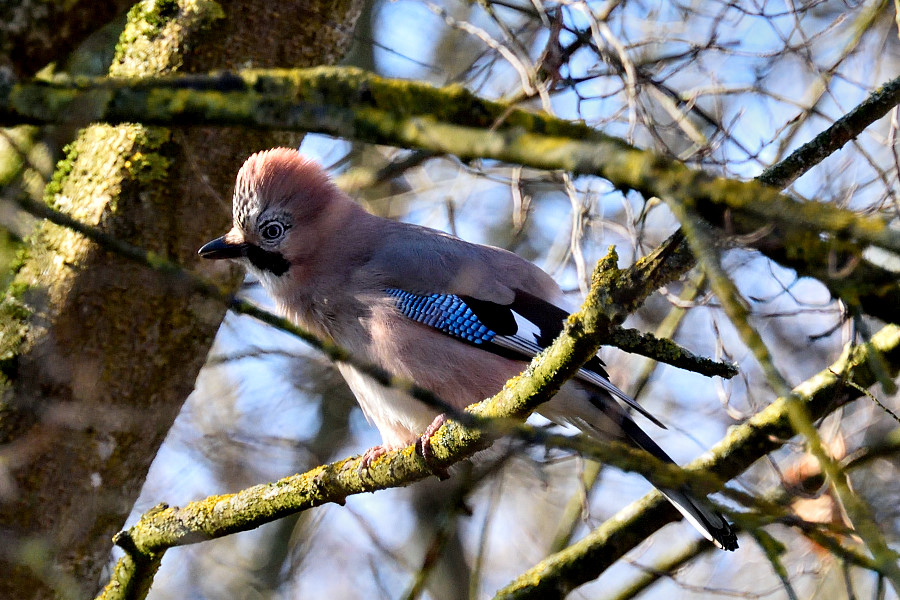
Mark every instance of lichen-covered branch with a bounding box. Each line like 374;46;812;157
0;70;895;259
607;326;736;379
668;197;900;594
1;67;897;321
757;75;900;188
496;323;900;599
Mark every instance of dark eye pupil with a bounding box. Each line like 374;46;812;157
262;223;282;239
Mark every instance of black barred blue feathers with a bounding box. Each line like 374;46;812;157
386;289;497;345
385;287;667;429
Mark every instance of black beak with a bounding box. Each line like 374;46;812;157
198;236;247;260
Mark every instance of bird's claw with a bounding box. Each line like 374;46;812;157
357;445;388;475
416;414;450;480
355;415;450;480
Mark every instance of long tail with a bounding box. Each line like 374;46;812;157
587;392;739;551
656;487;738;551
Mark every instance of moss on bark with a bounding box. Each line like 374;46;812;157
0;1;365;598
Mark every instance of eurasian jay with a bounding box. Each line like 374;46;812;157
199;147;738;551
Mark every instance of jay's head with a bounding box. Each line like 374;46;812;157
199;148;348;281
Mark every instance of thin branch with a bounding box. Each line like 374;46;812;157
607;539;710;600
666;200;900;594
759;57;900;188
495;323;900;599
748;529;799;600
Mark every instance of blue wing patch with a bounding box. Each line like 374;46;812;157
385;289;497;345
385;288;666;429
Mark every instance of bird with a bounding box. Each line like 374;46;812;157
199;147;738;551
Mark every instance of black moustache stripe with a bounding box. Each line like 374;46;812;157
245;245;290;276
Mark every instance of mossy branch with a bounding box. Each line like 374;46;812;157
0;68;895;258
667;199;900;594
1;67;899;321
607;326;736;378
496;323;900;599
757;76;900;188
605;428;900;600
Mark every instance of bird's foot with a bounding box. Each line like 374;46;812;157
357;445;388;474
416;414;450;480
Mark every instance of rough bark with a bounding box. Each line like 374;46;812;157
0;0;134;78
0;1;364;598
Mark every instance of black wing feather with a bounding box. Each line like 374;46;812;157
458;295;518;335
511;290;610;379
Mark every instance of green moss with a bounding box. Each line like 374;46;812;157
120;128;173;185
6;246;28;278
0;132;26;187
43;142;79;209
0;230;23;290
147;0;180;28
114;0;181;62
2;282;30;317
123;150;170;182
0;280;33;385
265;66;613;143
113;0;225;77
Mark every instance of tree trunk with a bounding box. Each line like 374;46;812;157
0;1;134;79
0;1;364;598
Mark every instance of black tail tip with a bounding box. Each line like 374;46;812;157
715;527;739;551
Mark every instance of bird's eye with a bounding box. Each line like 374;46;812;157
260;221;285;241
